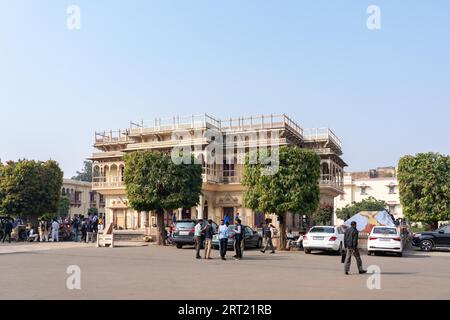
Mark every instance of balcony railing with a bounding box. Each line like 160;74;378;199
93;181;125;189
319;174;343;190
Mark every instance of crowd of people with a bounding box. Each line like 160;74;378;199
0;214;104;244
188;218;282;261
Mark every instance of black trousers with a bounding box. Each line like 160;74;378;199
234;238;242;258
2;232;11;243
220;238;228;257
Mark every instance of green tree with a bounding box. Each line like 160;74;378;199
313;204;334;225
88;207;98;216
242;146;321;250
72;161;93;182
398;152;450;230
0;159;64;223
124;151;203;245
58;196;70;217
335;196;388;221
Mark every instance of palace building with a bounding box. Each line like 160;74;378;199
90;114;346;234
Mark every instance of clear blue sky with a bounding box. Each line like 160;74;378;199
1;0;449;177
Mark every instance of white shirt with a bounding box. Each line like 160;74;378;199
194;223;202;237
218;225;230;239
52;221;59;231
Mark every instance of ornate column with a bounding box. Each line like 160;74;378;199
197;194;204;219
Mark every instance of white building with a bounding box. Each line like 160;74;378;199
334;167;403;225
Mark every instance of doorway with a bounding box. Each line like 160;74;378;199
223;207;234;224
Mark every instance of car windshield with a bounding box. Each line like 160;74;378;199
309;227;335;233
176;222;195;229
372;227;397;235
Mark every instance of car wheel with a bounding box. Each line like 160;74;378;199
257;239;262;248
176;243;183;249
397;252;403;257
304;248;311;254
419;240;433;251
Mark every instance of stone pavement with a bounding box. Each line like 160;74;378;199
0;243;449;299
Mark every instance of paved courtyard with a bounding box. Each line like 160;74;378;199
0;243;449;300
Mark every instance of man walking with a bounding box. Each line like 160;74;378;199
203;219;214;260
261;219;275;254
218;220;230;260
51;219;59;242
194;219;203;259
1;219;13;243
234;219;243;260
344;221;367;275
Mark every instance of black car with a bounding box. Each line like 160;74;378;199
212;225;263;249
412;225;450;251
172;219;218;249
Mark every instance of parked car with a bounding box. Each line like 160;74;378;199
212;225;262;249
302;226;344;254
367;226;403;257
412;224;450;251
172;219;218;249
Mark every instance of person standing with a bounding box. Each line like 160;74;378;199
1;219;13;243
51;219;59;242
203;219;214;260
86;220;95;243
194;219;203;259
261;219;275;254
72;217;80;242
234;219;243;260
92;215;99;234
80;219;87;243
218;220;230;260
344;221;367;275
39;220;49;242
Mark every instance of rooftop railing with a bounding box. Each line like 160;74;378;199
129;114;221;133
303;128;342;149
95;130;130;144
127;114;303;137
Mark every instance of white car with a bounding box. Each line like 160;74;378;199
303;226;344;254
367;226;403;257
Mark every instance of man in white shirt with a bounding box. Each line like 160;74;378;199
218;220;230;260
194;219;203;259
51;219;59;242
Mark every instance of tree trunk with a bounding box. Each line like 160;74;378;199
156;209;167;245
278;212;287;251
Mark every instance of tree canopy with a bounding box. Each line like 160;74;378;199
335;196;388;221
0;159;63;221
242;146;321;249
124;151;203;244
398;152;450;228
72;161;92;182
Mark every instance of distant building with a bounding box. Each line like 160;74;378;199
334;167;403;225
61;179;105;217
